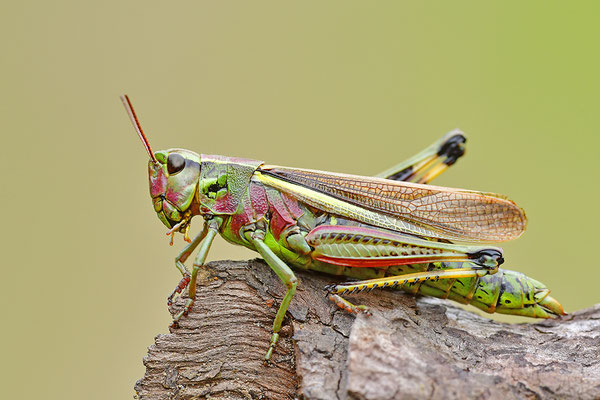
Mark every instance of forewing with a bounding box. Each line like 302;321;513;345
257;166;526;243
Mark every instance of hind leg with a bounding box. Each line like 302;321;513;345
376;129;466;184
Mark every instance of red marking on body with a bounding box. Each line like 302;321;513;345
281;192;304;219
149;165;167;198
200;206;211;214
266;188;297;241
307;224;408;242
212;193;237;214
229;197;254;236
314;255;446;268
249;182;269;216
228;183;269;236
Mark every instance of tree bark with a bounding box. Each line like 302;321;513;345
135;259;600;400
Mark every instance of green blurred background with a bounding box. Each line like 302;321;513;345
2;2;598;399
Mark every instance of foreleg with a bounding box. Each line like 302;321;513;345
167;222;208;306
171;218;221;326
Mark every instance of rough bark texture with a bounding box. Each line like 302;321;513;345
135;259;600;400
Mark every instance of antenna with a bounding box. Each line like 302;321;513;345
120;94;159;164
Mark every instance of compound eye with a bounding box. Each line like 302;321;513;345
167;153;185;175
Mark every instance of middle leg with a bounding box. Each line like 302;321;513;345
245;227;298;362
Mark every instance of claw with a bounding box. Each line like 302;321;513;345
356;305;372;316
171;298;194;327
264;332;279;362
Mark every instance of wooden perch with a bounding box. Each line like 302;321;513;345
135;259;600;400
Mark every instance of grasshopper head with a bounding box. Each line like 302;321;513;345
121;95;201;240
149;149;201;230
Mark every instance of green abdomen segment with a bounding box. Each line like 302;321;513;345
386;262;564;318
306;225;502;268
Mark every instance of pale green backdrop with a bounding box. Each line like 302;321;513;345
1;2;598;399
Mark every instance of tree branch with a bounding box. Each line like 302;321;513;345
135;260;600;400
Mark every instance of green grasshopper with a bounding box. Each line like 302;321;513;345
121;95;564;361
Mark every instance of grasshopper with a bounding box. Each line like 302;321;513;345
121;95;564;361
